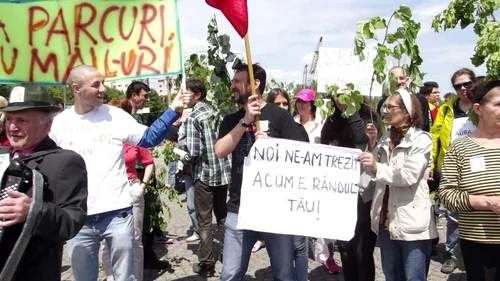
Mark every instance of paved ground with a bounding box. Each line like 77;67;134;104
61;156;468;281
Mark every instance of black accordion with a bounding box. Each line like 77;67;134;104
0;160;45;281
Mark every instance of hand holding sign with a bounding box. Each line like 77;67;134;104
359;152;377;175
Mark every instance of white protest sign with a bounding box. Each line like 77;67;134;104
237;138;361;241
450;117;476;144
316;47;383;96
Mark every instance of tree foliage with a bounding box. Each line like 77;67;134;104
433;0;500;79
355;5;424;93
184;15;242;128
315;5;425;121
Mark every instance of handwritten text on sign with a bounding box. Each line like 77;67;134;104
316;47;384;96
0;0;182;84
237;138;361;241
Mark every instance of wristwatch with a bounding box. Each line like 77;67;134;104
239;118;252;128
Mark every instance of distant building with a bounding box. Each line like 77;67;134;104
104;78;149;93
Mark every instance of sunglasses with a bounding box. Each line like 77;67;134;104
452;81;473;91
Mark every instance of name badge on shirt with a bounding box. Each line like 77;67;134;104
470;156;486;173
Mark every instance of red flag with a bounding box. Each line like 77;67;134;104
206;0;248;38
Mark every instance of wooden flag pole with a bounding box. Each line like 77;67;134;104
244;34;261;131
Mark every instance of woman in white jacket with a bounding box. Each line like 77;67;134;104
359;89;437;281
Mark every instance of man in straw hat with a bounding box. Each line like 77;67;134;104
0;82;88;281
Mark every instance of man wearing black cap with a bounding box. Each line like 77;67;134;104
0;82;88;281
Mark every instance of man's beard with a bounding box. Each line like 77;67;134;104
235;91;251;105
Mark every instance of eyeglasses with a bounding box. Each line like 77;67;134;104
452;81;473;91
383;104;401;111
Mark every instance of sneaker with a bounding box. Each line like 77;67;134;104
193;262;215;277
154;235;174;244
441;259;457;274
324;257;341;274
185;234;200;243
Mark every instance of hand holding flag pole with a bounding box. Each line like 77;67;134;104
205;0;260;131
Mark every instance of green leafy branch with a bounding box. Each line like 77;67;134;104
143;146;183;234
184;16;242;129
355;5;425;95
433;0;500;79
316;83;364;120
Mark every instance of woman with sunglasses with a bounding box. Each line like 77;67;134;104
439;80;500;280
429;68;477;274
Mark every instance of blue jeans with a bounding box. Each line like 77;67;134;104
185;175;198;235
220;212;297;281
378;227;431;281
167;161;177;188
293;236;309;281
68;208;135;281
445;210;459;259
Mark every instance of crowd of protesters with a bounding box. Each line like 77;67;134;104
0;62;498;281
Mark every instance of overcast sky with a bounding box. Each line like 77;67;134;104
177;0;487;96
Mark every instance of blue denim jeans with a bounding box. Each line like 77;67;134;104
68;208;136;281
185;175;198;235
445;210;459;259
293;236;309;281
167;161;177;188
378;227;431;281
220;212;297;281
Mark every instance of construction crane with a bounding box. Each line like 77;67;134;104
302;64;308;88
309;36;323;76
301;37;323;88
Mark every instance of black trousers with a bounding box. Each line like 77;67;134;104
337;196;377;281
461;238;500;281
194;180;227;265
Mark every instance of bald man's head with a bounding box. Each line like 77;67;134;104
389;66;408;89
68;65;106;113
68;65;100;87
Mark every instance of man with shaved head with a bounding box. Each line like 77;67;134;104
49;65;189;281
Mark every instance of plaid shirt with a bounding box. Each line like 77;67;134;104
183;102;231;186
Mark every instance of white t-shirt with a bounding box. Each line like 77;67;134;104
50;105;147;215
294;115;323;144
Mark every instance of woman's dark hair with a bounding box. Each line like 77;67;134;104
468;80;500;104
266;88;291;112
320;97;379;148
451;68;477;85
393;93;423;129
294;98;317;119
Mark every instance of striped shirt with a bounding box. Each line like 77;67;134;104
183;102;231;187
439;136;500;243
